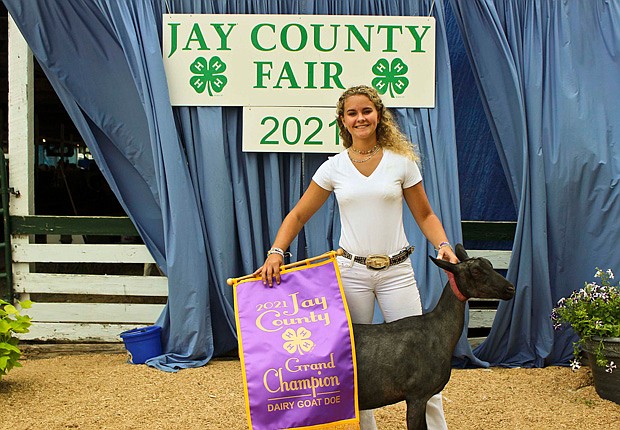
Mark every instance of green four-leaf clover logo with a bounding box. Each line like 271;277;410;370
371;58;409;98
189;56;228;96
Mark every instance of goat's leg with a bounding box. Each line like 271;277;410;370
405;399;427;430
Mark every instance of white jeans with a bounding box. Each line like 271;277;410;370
337;255;448;430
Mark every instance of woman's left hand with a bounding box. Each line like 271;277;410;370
438;246;459;264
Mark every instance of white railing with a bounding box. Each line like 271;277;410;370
14;242;511;343
15;241;167;342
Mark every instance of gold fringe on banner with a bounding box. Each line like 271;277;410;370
227;249;343;286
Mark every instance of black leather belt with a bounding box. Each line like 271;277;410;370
340;246;415;270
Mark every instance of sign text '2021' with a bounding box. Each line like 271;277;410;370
259;115;339;147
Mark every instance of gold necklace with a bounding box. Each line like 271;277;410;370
349;144;378;155
348;146;380;163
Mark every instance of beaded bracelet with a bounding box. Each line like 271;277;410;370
267;247;285;258
435;241;452;251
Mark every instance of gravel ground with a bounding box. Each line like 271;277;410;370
2;348;620;430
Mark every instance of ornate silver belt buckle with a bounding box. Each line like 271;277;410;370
365;254;390;270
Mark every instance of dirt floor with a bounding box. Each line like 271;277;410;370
2;346;620;430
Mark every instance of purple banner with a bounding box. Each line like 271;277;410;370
234;257;359;430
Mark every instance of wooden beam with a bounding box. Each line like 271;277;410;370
466;250;512;270
8;14;34;303
11;215;139;236
12;243;156;263
7;15;34;214
14;273;168;296
22;302;164;324
18;322;151;343
468;309;499;329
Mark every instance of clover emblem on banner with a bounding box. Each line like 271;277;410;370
282;327;315;355
371;58;410;98
189;56;228;96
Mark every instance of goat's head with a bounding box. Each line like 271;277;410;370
429;244;515;301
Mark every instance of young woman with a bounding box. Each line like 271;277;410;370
256;85;457;429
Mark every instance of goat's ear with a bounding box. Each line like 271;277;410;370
429;255;457;273
455;243;469;261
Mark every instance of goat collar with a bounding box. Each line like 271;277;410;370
447;272;468;302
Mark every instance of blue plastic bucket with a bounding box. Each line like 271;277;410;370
119;325;162;364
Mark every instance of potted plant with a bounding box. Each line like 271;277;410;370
0;298;33;381
551;268;620;404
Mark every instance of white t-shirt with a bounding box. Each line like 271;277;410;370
312;149;422;256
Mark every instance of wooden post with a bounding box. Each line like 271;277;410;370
8;15;34;303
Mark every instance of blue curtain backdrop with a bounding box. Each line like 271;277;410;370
444;1;516;224
3;0;476;370
450;0;620;366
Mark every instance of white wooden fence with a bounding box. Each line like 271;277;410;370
466;250;511;339
13;240;510;344
15;240;167;342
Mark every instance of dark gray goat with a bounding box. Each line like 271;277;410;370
353;244;515;430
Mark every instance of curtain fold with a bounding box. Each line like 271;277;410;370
450;0;620;366
4;0;473;368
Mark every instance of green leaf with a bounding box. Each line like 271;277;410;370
3;304;18;315
18;300;33;310
0;319;10;334
0;342;21;354
9;319;31;333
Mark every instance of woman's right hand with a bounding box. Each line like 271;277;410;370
253;253;284;287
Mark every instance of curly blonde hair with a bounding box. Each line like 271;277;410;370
336;85;419;162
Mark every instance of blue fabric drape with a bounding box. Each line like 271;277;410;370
444;1;516;224
4;0;474;368
450;0;620;366
4;0;236;370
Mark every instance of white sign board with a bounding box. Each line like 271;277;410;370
163;14;436;108
243;107;343;153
